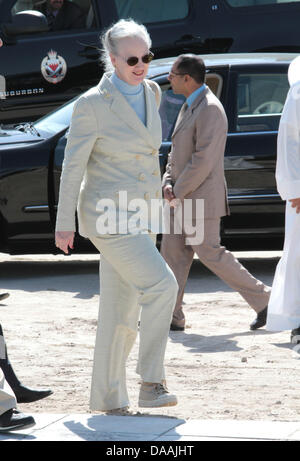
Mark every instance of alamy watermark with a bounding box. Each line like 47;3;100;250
95;191;205;245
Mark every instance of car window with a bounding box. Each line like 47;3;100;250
33;96;77;134
159;84;185;142
226;0;300;6
205;73;223;99
12;0;35;11
113;0;189;23
158;72;223;142
235;73;289;132
12;0;94;30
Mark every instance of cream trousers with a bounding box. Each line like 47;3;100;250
89;232;178;411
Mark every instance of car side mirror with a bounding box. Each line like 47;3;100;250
2;10;49;37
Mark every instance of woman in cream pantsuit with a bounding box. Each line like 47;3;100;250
55;19;178;413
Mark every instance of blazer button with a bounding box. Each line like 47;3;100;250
151;149;158;156
139;173;146;181
152;169;159;176
155;190;160;198
144;192;150;200
104;92;111;99
135;154;141;160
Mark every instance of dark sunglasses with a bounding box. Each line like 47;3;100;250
169;70;188;77
125;51;154;67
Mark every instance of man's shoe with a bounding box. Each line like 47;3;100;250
250;306;268;331
170;323;184;331
138;382;178;408
0;409;35;432
0;293;9;302
291;327;300;344
13;385;53;403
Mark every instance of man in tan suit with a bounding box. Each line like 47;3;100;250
161;54;271;331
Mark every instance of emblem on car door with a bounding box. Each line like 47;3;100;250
41;50;67;84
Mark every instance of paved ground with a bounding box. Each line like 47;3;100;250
1;413;300;441
1;249;300;442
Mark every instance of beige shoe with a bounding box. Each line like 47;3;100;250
105;406;133;416
138;382;178;408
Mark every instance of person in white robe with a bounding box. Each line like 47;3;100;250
266;56;300;340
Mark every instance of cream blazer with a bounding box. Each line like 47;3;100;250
55;73;162;236
162;87;229;219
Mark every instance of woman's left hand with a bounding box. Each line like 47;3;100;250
55;231;75;254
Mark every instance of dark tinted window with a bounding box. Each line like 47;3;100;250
159;85;185;142
114;0;189;23
12;0;93;29
235;73;289;132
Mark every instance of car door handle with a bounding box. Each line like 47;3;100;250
77;42;99;59
174;35;204;47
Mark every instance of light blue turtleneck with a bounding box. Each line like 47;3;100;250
110;72;146;126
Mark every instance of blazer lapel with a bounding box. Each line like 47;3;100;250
172;102;188;133
172;87;209;138
144;80;154;132
97;74;157;147
144;79;163;148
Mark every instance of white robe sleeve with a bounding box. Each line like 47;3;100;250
276;83;300;200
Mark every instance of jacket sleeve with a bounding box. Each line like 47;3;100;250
55;96;98;231
173;104;227;200
276;87;300;200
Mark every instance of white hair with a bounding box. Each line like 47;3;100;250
100;19;152;72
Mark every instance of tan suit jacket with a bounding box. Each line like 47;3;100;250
162;86;229;219
56;73;162;236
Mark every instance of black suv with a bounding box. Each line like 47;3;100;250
1;0;300;124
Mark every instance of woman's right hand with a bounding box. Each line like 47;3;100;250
163;185;175;202
55;231;75;254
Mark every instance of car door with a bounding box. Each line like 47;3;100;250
222;64;290;249
108;0;212;58
0;0;212;125
208;0;300;53
0;0;113;125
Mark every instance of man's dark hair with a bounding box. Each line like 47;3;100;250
176;54;206;84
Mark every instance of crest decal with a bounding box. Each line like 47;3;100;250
41;50;67;84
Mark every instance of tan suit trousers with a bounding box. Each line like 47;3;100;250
161;217;271;328
89;232;178;411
